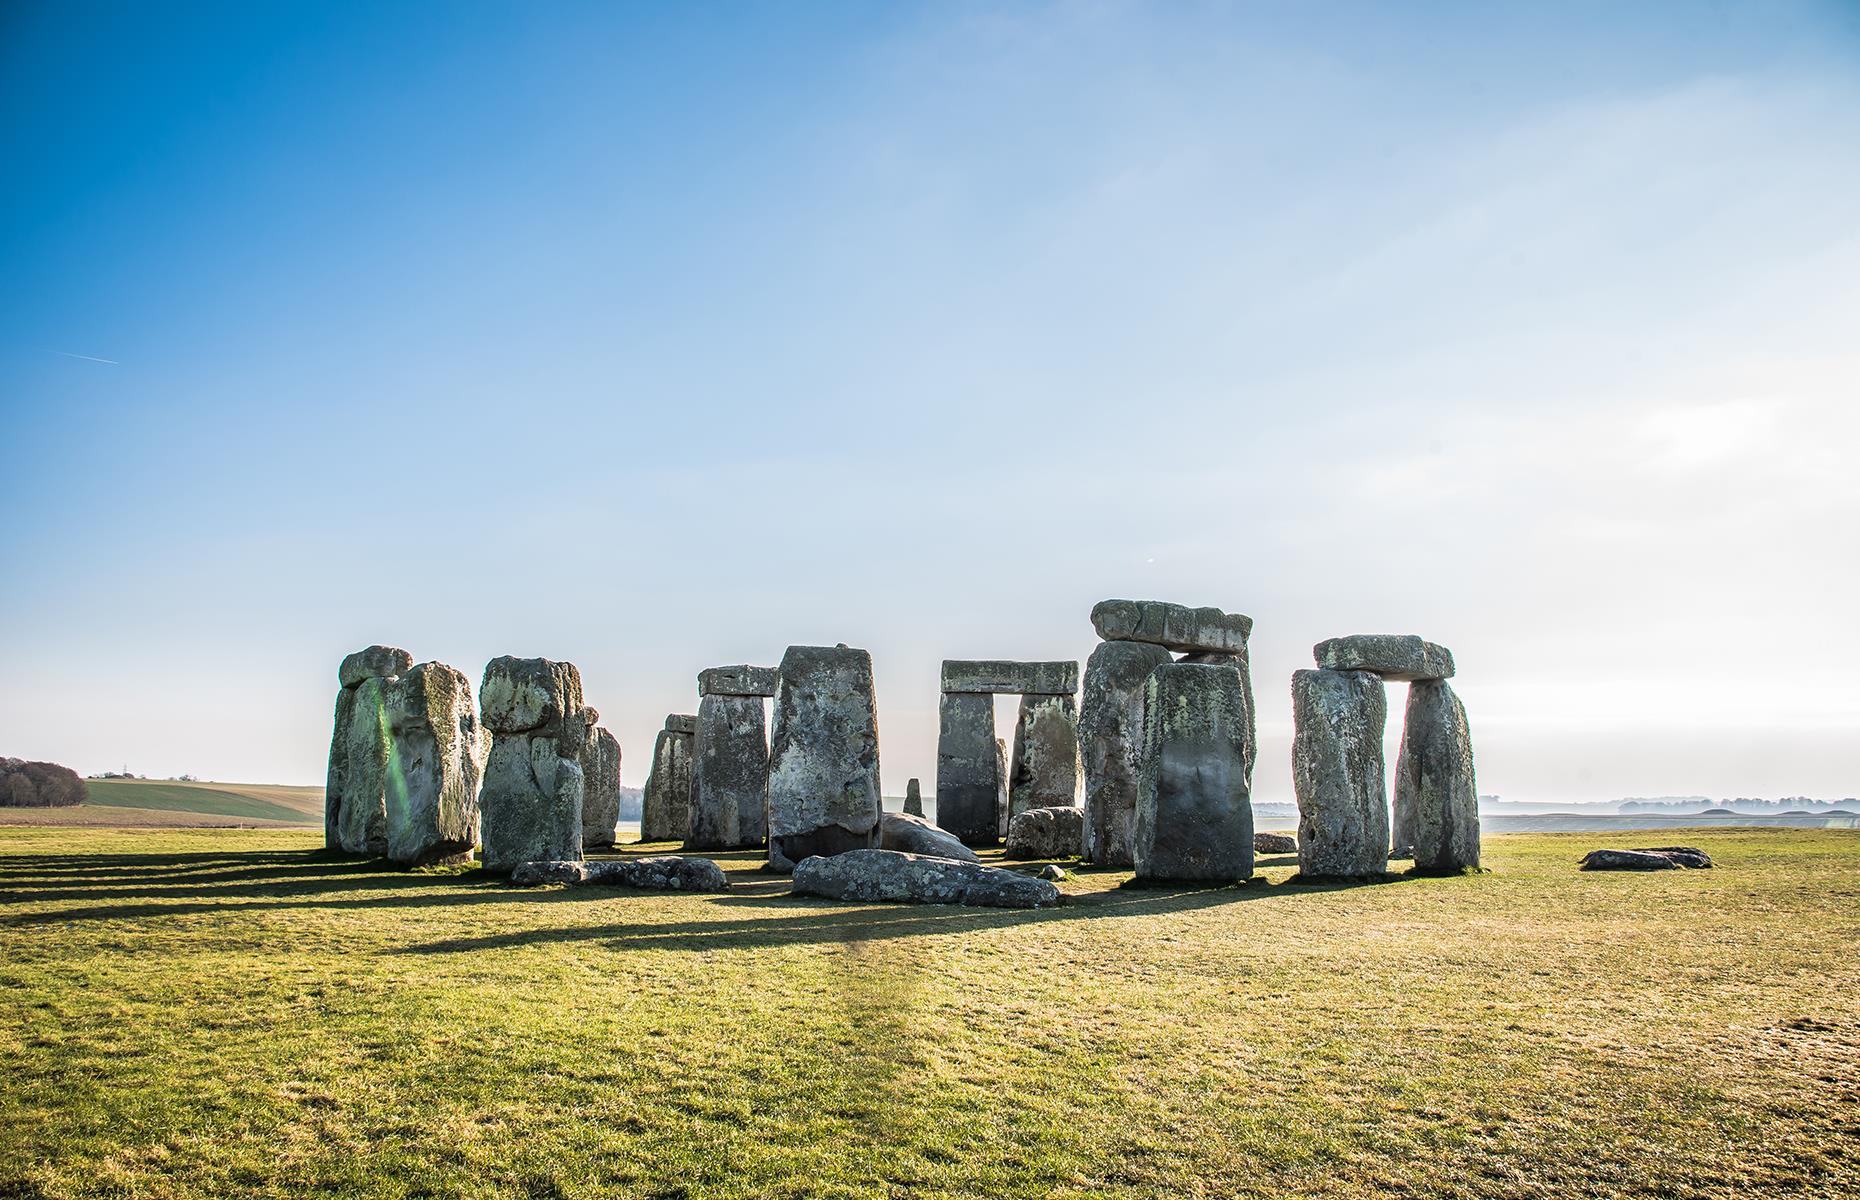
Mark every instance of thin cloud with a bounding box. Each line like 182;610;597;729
51;350;119;364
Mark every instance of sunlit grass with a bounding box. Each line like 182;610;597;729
1;827;1855;1198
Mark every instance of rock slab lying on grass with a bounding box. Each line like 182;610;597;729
1005;805;1085;860
766;644;884;872
1314;635;1455;682
1079;639;1173;867
878;812;980;863
1394;679;1480;873
791;849;1061;909
1134;662;1254;882
1292;668;1388;879
1581;847;1714;871
511;856;730;891
1253;832;1297;854
936;691;1001;845
1090;599;1253;654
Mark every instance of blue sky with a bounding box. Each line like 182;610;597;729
4;1;1857;802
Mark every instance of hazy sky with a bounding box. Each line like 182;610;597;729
4;2;1857;805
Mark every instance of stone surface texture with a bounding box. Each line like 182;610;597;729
338;645;414;690
1254;831;1298;854
1394;679;1480;873
1090;600;1253;654
939;660;1079;695
1292;669;1389;878
1133;662;1254;881
1177;650;1257;788
878;812;981;863
579;722;622;850
935;691;1000;845
1009;693;1082;820
687;692;770;850
698;665;781;697
903;777;924;818
1314;634;1455;682
510;856;730;891
1005;805;1086;861
333;675;394;855
383;661;486;866
791;849;1062;909
639;724;694;842
994;738;1010;838
1581;847;1713;871
478;658;589;874
766;645;883;872
1079;640;1173;867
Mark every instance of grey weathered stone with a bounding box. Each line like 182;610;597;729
1134;662;1254;881
936;691;1000;845
791;848;1061;909
1177;650;1256;788
1090;600;1252;654
383;662;485;866
479;656;586;734
879;811;981;863
478;658;588;874
1079;640;1173;866
335;676;393;855
1009;693;1081;820
1631;846;1713;868
995;738;1010;838
903;777;924;818
1292;669;1389;879
579;722;623;850
338;645;413;690
940;660;1079;695
510;855;731;891
698;665;780;698
1036;864;1067;881
664;713;698;735
1314;635;1455;682
766;644;883;872
1394;680;1480;873
639;723;694;842
325;683;358;849
1580;849;1678;871
687;692;769;850
1005;805;1085;860
1253;831;1297;855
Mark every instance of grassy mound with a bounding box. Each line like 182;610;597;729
80;780;320;824
0;828;1854;1198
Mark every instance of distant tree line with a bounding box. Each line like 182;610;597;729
0;758;88;808
1620;796;1857;813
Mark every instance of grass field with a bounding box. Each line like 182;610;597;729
1;827;1855;1199
0;780;325;827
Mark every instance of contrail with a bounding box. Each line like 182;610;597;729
52;350;119;364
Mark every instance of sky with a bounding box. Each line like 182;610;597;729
3;1;1857;805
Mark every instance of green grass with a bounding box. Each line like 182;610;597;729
81;780;318;824
1;827;1855;1199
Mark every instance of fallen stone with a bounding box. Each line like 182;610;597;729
1292;668;1389;879
687;692;770;850
879;812;981;863
1090;600;1252;654
940;660;1079;695
766;645;884;871
383;661;486;866
1394;680;1480;873
479;656;586;734
338;645;413;689
1254;832;1297;854
579;721;623;850
510;855;730;891
791;849;1061;909
1580;849;1679;871
698;665;780;698
1005;805;1085;860
639;722;694;842
1632;846;1714;868
1036;864;1067;881
936;691;1000;845
1009;693;1081;820
1134;662;1254;881
1079;639;1172;867
665;713;698;735
903;777;924;818
1314;634;1455;682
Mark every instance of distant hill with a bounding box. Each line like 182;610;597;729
80;780;322;825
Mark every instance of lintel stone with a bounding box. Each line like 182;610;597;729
698;665;780;697
1090;600;1252;654
940;659;1078;695
1314;634;1454;682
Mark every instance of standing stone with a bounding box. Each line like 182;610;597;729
1079;640;1172;866
935;691;999;845
478;657;588;875
687;692;770;850
903;778;924;818
580;720;623;850
1008;693;1081;820
1291;668;1389;879
994;737;1010;838
1178;650;1256;789
766;644;883;872
1394;679;1480;873
1133;662;1254;882
383;661;486;866
324;644;412;853
640;716;695;843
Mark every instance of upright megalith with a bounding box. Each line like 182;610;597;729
1009;693;1082;819
766;644;883;872
382;661;486;866
1394;680;1480;873
478;656;589;874
640;715;695;842
1291;669;1388;878
994;738;1010;838
325;644;413;854
1133;662;1254;881
688;665;775;851
903;778;924;818
1178;650;1256;789
936;691;1000;845
1079;639;1172;866
579;720;623;850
